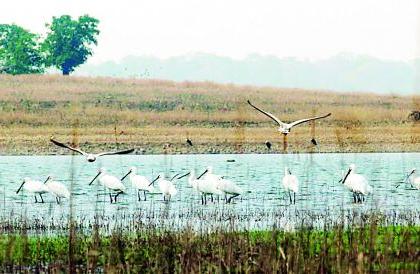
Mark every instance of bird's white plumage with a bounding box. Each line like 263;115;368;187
128;167;154;192
188;170;223;196
97;168;126;192
282;167;299;193
45;177;70;199
342;164;372;198
407;169;420;189
157;173;177;200
216;178;243;195
247;100;331;135
20;177;49;194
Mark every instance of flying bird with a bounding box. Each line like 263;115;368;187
247;100;331;135
50;138;134;162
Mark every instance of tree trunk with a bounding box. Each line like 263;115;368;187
62;65;71;75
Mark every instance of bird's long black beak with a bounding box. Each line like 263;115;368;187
43;176;51;184
177;172;190;179
120;170;132;181
340;168;351;184
197;169;208;180
148;175;160;186
16;181;25;194
396;172;413;188
170;173;180;181
89;171;101;185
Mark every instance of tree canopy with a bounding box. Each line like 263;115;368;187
0;24;44;75
43;15;100;75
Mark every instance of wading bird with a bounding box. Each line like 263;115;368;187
216;177;243;203
201;166;243;203
282;167;299;204
397;168;420;189
44;175;70;204
247;100;331;150
50;138;134;162
89;168;126;203
16;177;49;203
339;164;372;203
178;170;223;205
156;173;178;202
120;167;158;201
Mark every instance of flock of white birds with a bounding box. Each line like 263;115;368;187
14;100;419;205
15;160;419;205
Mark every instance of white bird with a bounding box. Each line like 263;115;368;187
89;168;126;203
50;138;134;162
200;166;243;203
282;167;299;204
16;177;49;203
156;173;178;202
178;170;223;204
397;168;420;189
120;167;158;201
216;177;244;203
247;100;331;135
44;175;71;204
339;164;372;203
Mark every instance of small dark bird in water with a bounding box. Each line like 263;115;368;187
265;141;272;150
186;138;193;146
311;138;318;146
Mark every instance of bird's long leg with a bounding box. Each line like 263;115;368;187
137;190;141;201
201;194;204;205
210;194;214;203
56;197;60;204
283;134;288;152
353;193;356;203
39;194;44;203
143;190;147;201
227;194;240;204
164;195;166;202
114;191;123;203
109;193;114;203
35;195;38;203
293;192;296;204
288;191;292;204
357;193;361;203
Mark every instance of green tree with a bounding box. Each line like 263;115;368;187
0;24;44;75
43;15;99;75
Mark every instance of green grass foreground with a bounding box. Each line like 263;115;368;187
1;225;418;272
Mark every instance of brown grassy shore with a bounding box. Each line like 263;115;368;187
0;74;418;155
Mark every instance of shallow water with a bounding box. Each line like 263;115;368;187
1;153;419;232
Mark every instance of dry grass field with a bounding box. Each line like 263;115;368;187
0;74;418;154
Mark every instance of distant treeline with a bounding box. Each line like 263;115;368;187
77;53;419;94
0;15;99;75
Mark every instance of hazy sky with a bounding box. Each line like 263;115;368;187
1;0;419;64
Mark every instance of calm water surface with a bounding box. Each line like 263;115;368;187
1;153;419;231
